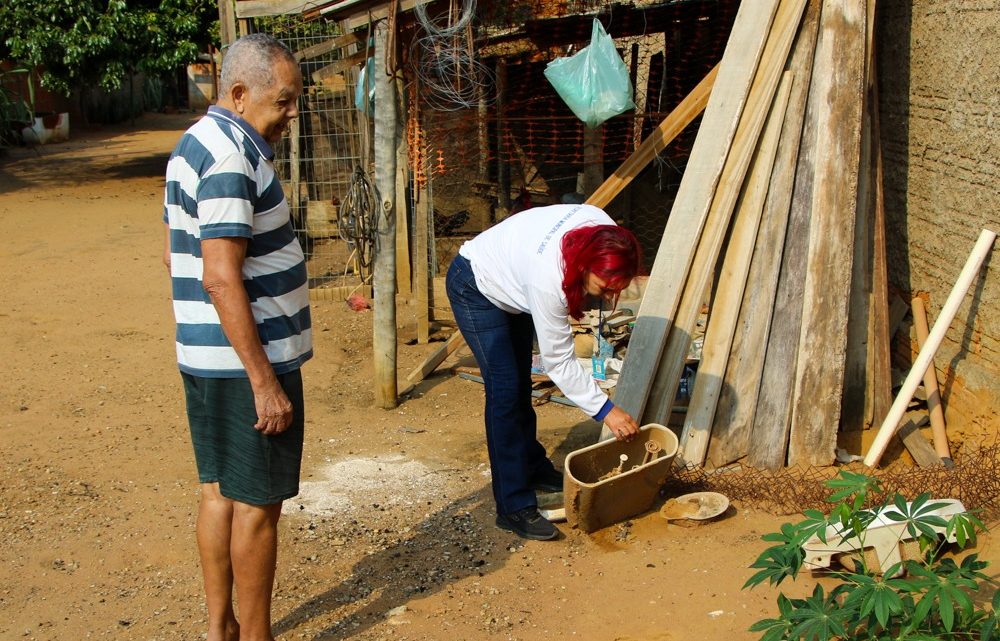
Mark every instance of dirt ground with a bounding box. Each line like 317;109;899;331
1;113;996;641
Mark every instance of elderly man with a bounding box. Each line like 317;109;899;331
163;33;310;641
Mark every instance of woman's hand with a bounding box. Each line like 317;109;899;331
604;406;639;441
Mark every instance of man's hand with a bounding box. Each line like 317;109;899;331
253;381;294;435
604;405;640;442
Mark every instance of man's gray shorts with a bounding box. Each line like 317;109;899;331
181;370;304;505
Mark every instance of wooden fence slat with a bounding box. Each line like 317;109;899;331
787;0;868;467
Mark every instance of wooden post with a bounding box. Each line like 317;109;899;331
395;78;412;298
911;297;952;461
864;229;997;467
373;21;398;409
414;162;431;344
218;0;238;47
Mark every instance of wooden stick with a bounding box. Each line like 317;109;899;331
586;64;719;209
911;296;951;461
864;229;997;467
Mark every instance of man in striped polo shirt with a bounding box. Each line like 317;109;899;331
163;33;310;641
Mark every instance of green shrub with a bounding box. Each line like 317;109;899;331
744;470;997;640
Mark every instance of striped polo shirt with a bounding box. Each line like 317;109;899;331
164;105;312;378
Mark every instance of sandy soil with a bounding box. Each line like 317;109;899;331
0;113;995;641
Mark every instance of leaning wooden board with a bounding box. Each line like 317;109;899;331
641;0;809;433
681;73;792;467
709;0;823;468
787;0;867;467
603;0;783;440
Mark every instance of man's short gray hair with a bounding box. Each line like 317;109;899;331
220;33;296;95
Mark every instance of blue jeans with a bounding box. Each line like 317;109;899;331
446;254;556;515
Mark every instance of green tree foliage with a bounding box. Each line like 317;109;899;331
0;0;217;95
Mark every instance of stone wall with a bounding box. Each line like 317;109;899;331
877;1;1000;443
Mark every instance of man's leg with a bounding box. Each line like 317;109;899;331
197;482;240;641
231;500;283;641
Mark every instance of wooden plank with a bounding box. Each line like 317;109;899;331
395;77;412;297
581;124;604;198
898;417;945;468
312;50;368;86
844;0;882;433
867;59;893;430
682;74;792;467
235;0;312;18
288;115;302;232
587;64;718;209
294;32;363;61
606;0;783;438
747;0;824;470
786;0;867;467
405;332;465;385
640;0;809;431
711;0;822;468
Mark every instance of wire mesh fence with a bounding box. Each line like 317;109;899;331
249;0;739;291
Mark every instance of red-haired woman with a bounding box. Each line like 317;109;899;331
445;203;642;540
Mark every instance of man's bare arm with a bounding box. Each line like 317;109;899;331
201;237;293;434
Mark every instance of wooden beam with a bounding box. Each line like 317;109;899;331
586;64;718;209
294;31;363;61
235;0;312;18
605;0;783;437
312;50;368;86
218;0;238;46
786;0;867;467
640;0;809;431
712;0;821;469
682;73;791;468
911;296;951;460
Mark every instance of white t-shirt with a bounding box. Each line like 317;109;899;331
459;203;613;417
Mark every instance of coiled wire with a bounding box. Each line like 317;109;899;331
411;0;495;111
338;166;382;279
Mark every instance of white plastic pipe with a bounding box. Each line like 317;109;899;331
864;229;997;467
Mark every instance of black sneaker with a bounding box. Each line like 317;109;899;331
496;507;559;541
529;467;564;493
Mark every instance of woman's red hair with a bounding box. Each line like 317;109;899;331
560;224;643;319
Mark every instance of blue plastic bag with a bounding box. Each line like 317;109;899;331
354;56;375;114
543;19;635;128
